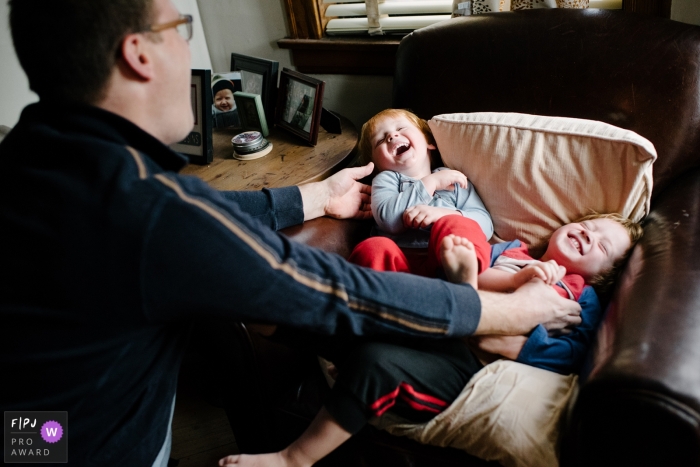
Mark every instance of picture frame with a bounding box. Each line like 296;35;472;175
171;69;213;165
275;68;325;146
230;53;279;125
233;92;269;137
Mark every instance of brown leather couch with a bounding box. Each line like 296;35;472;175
202;9;700;466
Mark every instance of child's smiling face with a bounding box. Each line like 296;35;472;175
542;218;632;282
370;115;435;179
214;89;234;111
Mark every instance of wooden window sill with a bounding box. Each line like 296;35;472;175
277;37;401;75
277;0;669;76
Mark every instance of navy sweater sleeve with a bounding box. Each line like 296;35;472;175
516;286;602;375
140;174;482;338
219;186;303;231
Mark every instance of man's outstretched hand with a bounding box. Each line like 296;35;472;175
300;163;373;221
474;279;582;336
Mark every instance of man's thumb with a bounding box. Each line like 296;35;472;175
351;162;374;179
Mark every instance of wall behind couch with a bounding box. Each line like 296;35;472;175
0;1;37;128
671;0;700;25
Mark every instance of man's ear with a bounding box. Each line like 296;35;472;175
119;33;155;81
428;143;437;150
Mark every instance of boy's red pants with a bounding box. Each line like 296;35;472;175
348;215;491;278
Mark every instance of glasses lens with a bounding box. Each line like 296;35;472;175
176;21;192;41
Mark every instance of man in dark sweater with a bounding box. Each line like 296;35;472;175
0;0;581;465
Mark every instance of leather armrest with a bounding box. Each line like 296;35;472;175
281;217;373;259
563;168;700;467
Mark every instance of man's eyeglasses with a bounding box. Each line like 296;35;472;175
148;14;193;42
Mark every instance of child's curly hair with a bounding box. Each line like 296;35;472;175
358;109;436;167
572;212;644;296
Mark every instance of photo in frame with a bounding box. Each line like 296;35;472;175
230;53;279;125
171;69;213;165
211;71;243;129
233;92;269;137
275;68;325;146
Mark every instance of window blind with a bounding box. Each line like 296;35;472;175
323;0;622;36
324;0;453;36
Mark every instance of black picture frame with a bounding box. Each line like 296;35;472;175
275;68;325;146
171;69;213;165
230;53;279;125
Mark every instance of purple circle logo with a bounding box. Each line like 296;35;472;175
41;420;63;443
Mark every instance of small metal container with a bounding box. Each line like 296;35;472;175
231;131;273;160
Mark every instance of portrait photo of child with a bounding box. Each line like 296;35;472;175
211;72;242;128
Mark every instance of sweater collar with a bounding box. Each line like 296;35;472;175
19;102;189;172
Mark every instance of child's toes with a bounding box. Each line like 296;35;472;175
452;235;474;250
441;234;456;252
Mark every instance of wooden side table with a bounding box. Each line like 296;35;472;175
181;115;358;191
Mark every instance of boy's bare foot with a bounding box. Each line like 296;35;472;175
219;451;308;467
220;407;351;467
440;234;478;288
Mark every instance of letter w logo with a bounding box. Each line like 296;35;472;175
46;428;58;437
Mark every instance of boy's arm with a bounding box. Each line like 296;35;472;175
480;261;566;292
455;183;494;240
402;176;495;235
402;205;467;230
471;334;528;360
372;171;433;234
514;286;602;375
420;168;467;195
479;242;535;292
478;268;519;292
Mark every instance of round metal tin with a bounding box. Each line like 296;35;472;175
231;131;264;150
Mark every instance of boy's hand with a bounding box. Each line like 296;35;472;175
421;169;468;195
513;260;566;288
472;335;528;360
403;205;459;229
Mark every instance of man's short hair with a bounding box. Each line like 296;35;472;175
10;0;155;104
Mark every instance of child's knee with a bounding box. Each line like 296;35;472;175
433;215;483;239
353;237;399;253
349;238;407;272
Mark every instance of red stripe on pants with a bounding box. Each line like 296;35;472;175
370;382;449;417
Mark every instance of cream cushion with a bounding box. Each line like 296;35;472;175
322;355;577;467
428;112;656;251
372;360;578;467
